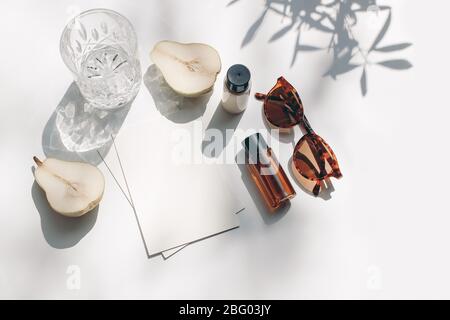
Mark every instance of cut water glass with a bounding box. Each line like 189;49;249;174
60;8;141;110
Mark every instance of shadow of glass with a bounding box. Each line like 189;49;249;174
143;64;212;123
287;157;335;201
231;0;413;96
235;150;290;224
202;103;244;158
31;180;98;249
42;82;132;166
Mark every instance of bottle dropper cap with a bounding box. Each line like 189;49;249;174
226;64;251;94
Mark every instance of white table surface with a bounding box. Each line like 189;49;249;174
1;0;449;299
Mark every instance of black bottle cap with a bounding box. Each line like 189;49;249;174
226;64;251;94
242;133;269;165
242;133;267;154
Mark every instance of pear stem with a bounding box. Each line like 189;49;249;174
33;156;78;192
33;156;43;166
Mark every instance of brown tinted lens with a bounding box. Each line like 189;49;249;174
263;80;303;128
292;134;335;180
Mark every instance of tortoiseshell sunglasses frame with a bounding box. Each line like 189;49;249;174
255;77;342;196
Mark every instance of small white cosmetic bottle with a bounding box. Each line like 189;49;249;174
221;64;251;114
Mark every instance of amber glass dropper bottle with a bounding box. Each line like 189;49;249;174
242;133;296;210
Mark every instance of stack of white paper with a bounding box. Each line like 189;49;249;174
101;115;242;258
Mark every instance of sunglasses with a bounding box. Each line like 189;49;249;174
255;77;342;196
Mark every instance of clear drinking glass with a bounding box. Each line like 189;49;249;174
60;9;141;109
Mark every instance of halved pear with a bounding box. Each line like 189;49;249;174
150;40;221;97
33;157;105;217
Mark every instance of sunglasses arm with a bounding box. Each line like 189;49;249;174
255;93;266;100
302;115;315;135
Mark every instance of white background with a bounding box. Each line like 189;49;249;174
1;0;449;299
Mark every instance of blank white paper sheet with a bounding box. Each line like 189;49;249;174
110;117;241;256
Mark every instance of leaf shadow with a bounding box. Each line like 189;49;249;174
241;8;269;48
230;0;413;96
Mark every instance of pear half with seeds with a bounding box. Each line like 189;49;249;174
150;40;221;97
33;157;105;217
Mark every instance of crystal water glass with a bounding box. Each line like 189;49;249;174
60;9;141;109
